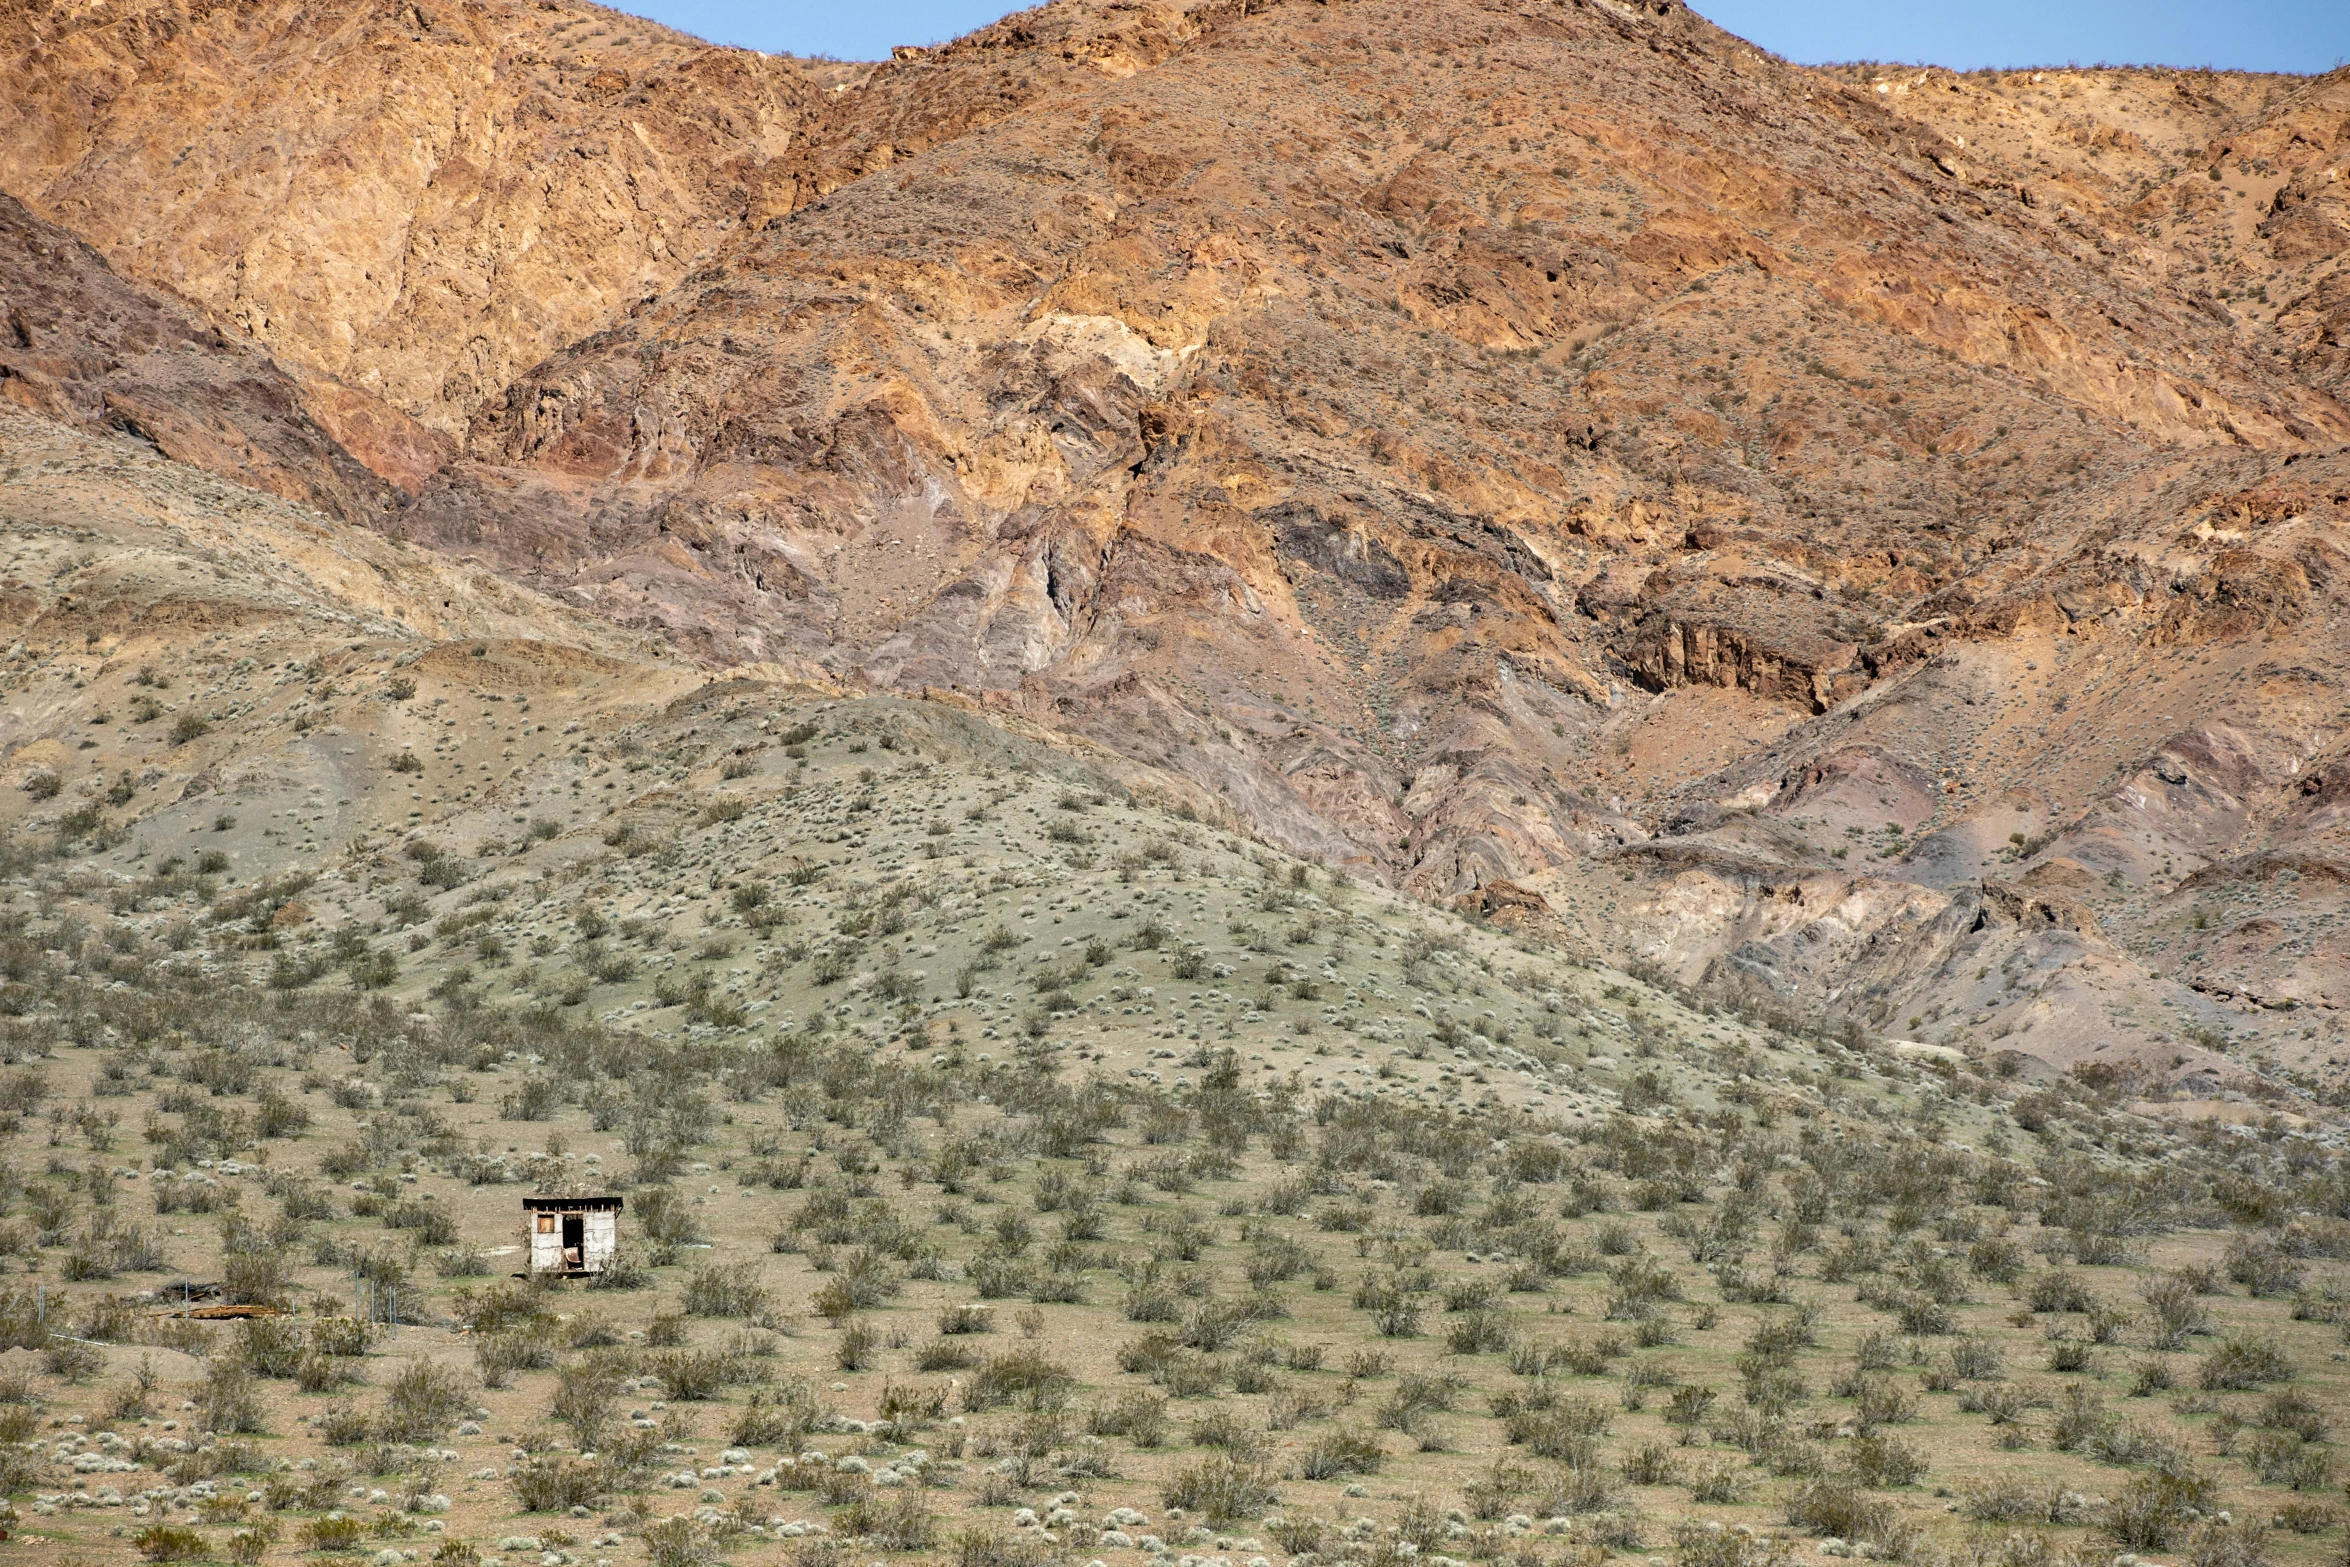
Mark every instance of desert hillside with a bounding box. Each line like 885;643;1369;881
1;411;2346;1567
6;6;2350;1567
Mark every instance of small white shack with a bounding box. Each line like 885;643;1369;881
524;1195;622;1277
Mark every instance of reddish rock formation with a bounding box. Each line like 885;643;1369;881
0;192;402;521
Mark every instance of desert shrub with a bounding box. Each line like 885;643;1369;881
1160;1353;1222;1400
550;1363;619;1439
1447;1308;1512;1354
838;1491;935;1550
1659;1383;1719;1444
1191;1406;1263;1454
875;1381;948;1428
135;1526;210;1561
227;1520;279;1565
303;1514;369;1553
939;1303;993;1335
317;1404;376;1446
1834;1418;1922;1483
632;1185;705;1246
1969;1237;2028;1284
586;1251;653;1290
684;1261;770;1319
1162;1453;1278;1524
2224;1234;2303;1298
1894;1293;1955;1336
1540;1462;1621;1516
1378;1369;1469;1430
378;1358;469;1441
1786;1481;1897;1545
641;1517;716;1567
1957;1477;2064;1524
65;1216;166;1279
2263;1388;2328;1441
951;1529;1056;1567
383;1200;459;1246
42;1335;104;1382
649;1350;729;1400
223;1249;291;1307
966;1349;1075;1411
1950;1336;2005;1379
1294;1427;1384;1479
1087;1389;1169;1448
1673;1520;1788;1567
456;1282;550;1337
2200;1335;2295;1390
475;1330;554;1388
1264;1517;1327;1555
1850;1377;1915;1432
1355;1272;1424;1338
2185;1519;2271;1567
2244;1431;2331;1490
1622;1441;1678;1485
1588;1509;1648;1551
2105;1470;2218;1551
238;1315;306;1377
964;1255;1031;1302
511;1458;611;1513
2087;1418;2188;1470
292;1353;352;1400
2026;1271;2093;1314
201;1356;266;1432
311;1316;371;1358
1688;1459;1751;1505
730;1385;817;1448
2273;1500;2334;1535
817;1464;874;1507
916;1339;976;1371
1505;1398;1611;1464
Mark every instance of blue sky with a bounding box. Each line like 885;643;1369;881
627;0;2350;71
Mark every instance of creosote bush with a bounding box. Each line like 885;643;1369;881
1162;1453;1278;1524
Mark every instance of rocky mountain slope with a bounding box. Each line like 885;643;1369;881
1814;64;2350;395
0;0;818;437
6;0;2350;1090
0;193;416;520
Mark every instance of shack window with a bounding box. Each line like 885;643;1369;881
537;1214;557;1233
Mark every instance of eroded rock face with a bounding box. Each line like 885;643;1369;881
12;0;2350;1083
0;0;821;436
0;192;405;521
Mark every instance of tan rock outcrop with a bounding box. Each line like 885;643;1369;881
0;0;821;436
